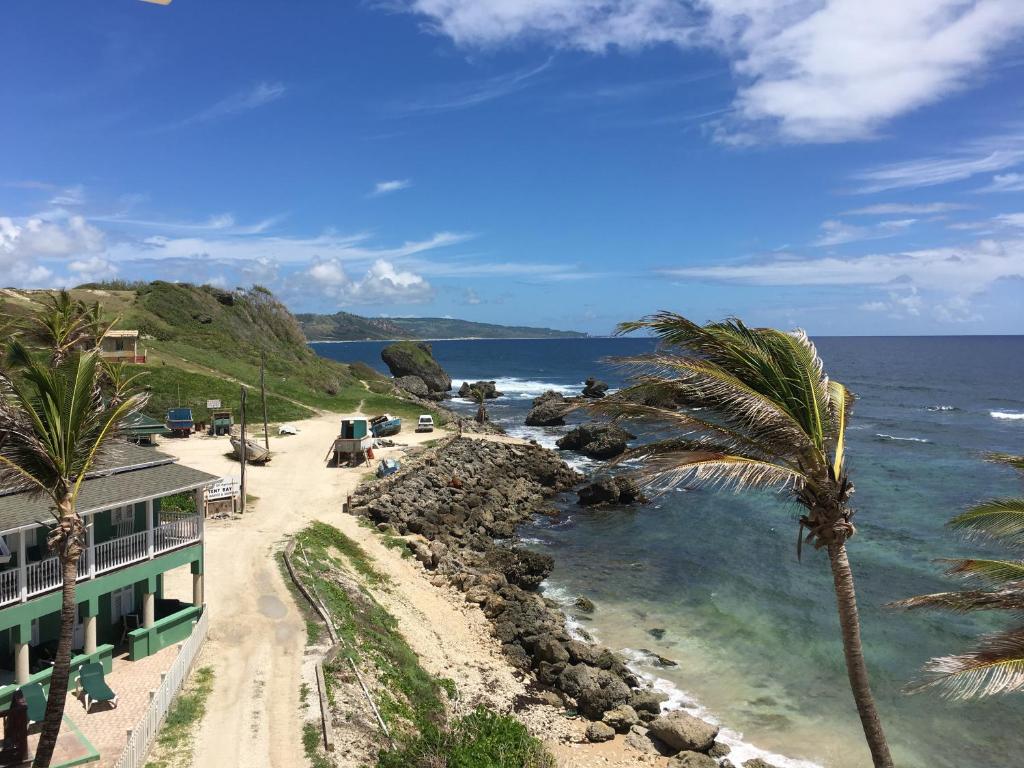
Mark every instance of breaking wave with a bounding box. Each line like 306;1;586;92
991;411;1024;421
876;433;929;443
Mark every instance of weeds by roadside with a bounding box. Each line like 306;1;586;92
143;666;215;768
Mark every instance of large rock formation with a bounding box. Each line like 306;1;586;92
458;380;502;399
525;390;571;427
393;375;429;397
581;377;609;398
556;422;635;459
381;341;452;394
647;711;719;753
577;476;646;506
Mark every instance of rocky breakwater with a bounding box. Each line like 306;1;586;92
381;340;452;400
348;437;739;763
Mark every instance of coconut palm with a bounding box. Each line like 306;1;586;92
0;340;146;767
470;384;489;424
595;312;892;768
891;453;1024;699
14;290;110;366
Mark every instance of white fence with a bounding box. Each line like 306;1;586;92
112;608;209;768
95;531;148;574
154;516;201;554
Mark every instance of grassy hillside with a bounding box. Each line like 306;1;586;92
297;310;586;341
0;283;438;424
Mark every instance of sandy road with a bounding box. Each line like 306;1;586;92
161;412;439;768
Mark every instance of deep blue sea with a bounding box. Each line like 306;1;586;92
313;337;1024;768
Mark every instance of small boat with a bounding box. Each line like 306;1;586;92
376;458;401;478
370;414;402;437
230;435;271;464
166;407;194;437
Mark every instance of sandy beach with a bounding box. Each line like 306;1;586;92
159;411;673;768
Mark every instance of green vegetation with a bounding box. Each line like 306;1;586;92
376;707;555;768
288;522;551;768
297;310;586;341
0;282;438;424
144;666;215;768
302;722;333;768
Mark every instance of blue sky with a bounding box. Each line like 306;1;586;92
2;1;1023;335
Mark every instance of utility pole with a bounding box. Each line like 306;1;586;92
260;352;270;450
239;386;247;515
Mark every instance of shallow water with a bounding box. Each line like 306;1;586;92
314;336;1024;768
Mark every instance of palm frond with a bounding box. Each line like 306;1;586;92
942;558;1024;585
908;627;1024;699
889;582;1024;613
948;498;1024;547
619;445;807;494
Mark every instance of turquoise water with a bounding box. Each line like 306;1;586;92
314;336;1024;767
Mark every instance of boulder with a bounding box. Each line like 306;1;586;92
525;391;570;426
602;704;639;733
577;477;646;506
586;722;616;743
556;423;635;459
484;547;554;591
671;752;719;768
581;377;609;398
742;760;782;768
394;375;429;397
533;634;570;664
574;596;595;613
647;711;719;754
709;742;731;758
458;380;502;399
381;341;452;393
576;670;632;720
629;689;669;715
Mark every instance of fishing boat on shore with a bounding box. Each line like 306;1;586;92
370;413;402;437
230;435;271;464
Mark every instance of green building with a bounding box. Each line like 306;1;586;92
0;445;216;704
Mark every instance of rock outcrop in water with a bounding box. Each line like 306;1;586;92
556;422;635;459
458;380;503;399
524;390;571;426
581;377;609;398
577;476;646;506
381;341;452;396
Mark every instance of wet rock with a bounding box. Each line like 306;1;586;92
648;628;666;640
586;722;616;743
557;423;635;459
647;711;719;754
458;380;502;399
525;391;571;426
485;547;554;591
577;476;646;506
709;742;731;758
743;760;782;768
629;689;669;714
574;595;595;612
581;377;609;399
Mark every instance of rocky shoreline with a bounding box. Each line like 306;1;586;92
347;435;775;768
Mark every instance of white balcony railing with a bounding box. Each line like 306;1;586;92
0;514;201;607
95;530;148;574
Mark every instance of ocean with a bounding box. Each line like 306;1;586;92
312;336;1024;768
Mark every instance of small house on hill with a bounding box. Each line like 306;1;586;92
100;329;146;364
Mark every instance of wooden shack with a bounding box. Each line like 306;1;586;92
100;329;146;363
331;418;373;467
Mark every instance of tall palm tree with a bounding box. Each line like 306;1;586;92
891;453;1024;698
595;313;893;768
470;384;489;424
0;341;146;767
14;290;110;366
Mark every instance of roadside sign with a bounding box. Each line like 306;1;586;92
206;476;239;501
207;399;222;409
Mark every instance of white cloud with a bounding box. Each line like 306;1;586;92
370;179;412;197
93;212;284;235
812;218;916;246
303;258;434;305
390;59;552;114
843;202;969;215
663;237;1024;294
993;212;1024;228
852;130;1024;192
49;185;85;206
168;82;286;129
461;287;482;305
0;214;105;286
68;256;118;283
977;172;1024;192
401;1;1024;143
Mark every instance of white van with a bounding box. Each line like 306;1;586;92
416;414;434;433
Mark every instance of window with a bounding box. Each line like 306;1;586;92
112;506;134;537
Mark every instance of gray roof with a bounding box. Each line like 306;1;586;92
0;450;218;533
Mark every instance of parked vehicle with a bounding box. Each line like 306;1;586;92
166;407;194;437
370;413;402;437
208;409;233;436
415;414;434;433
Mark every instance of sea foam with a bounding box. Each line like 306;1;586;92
452;376;579;399
875;433;929;443
991;411;1024;421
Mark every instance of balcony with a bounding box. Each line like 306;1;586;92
0;512;201;607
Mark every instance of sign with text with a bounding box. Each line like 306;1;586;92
206;477;239;501
206;399;221;409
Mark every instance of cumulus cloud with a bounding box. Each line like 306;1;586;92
370;179;412;197
401;1;1024;143
0;214;105;286
304;258;434;305
68;256;118;283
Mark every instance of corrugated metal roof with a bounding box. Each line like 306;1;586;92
103;330;139;338
0;460;218;533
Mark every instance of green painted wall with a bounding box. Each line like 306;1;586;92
128;605;202;660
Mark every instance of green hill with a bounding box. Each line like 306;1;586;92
0;283;436;425
297;310;586;341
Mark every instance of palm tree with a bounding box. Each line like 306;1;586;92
595;313;893;768
0;341;146;767
891;453;1024;699
470;384;489;424
14;290;110;366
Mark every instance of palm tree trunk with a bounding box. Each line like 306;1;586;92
33;506;80;768
827;543;894;768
